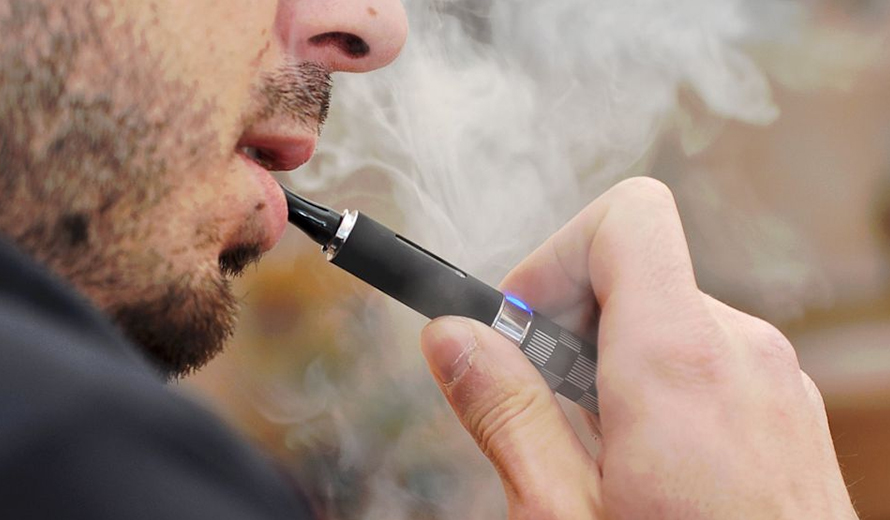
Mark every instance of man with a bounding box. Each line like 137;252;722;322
0;1;859;519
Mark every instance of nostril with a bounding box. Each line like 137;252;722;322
308;32;370;59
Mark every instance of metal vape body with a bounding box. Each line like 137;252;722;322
323;209;600;414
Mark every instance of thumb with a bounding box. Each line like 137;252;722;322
421;316;602;519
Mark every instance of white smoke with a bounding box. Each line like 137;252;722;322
291;0;801;277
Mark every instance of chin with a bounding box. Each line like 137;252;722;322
108;263;240;379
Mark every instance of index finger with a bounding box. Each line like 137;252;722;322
500;176;701;322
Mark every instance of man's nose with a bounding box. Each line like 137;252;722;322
276;0;408;73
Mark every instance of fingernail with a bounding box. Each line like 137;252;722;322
421;317;476;384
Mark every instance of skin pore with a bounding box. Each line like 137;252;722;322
0;0;332;377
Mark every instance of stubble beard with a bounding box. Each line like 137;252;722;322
0;1;332;378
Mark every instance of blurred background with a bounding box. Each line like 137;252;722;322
186;1;890;518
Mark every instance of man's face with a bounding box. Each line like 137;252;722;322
0;0;407;376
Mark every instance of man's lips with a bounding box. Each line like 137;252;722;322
235;135;317;253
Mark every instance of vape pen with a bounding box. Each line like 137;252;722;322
282;185;600;414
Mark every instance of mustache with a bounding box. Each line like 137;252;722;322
256;61;333;134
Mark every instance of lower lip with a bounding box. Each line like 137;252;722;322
238;153;289;251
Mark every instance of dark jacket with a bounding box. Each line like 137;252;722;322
0;238;311;519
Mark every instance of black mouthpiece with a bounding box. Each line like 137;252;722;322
281;185;342;247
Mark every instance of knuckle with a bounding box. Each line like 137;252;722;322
466;384;549;460
653;340;728;389
642;310;732;388
800;370;827;410
704;296;801;374
613;176;677;208
744;317;800;371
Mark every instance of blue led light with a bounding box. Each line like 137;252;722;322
505;294;531;312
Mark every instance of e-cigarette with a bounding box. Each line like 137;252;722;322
282;185;600;414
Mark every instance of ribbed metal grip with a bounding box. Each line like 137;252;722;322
493;299;599;414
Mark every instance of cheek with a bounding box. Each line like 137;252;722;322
139;1;277;134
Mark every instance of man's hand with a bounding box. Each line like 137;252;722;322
420;177;858;519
